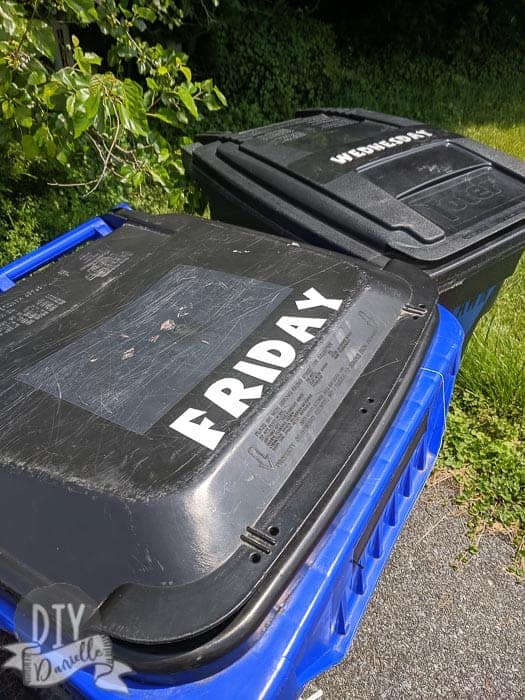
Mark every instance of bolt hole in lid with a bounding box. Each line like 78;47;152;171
0;207;438;670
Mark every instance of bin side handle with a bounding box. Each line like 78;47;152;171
0;213;123;293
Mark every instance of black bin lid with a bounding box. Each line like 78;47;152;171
189;108;525;270
0;209;437;668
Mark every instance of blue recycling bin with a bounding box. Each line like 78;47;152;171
0;210;463;699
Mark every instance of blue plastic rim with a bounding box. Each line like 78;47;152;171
0;205;132;293
0;212;464;699
452;284;497;337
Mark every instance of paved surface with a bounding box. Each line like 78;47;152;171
303;480;524;700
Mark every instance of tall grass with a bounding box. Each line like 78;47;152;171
459;259;525;418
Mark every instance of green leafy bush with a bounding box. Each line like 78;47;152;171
0;0;225;205
199;1;348;131
0;146;184;266
308;0;525;59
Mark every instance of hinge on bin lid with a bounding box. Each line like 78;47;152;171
295;108;424;128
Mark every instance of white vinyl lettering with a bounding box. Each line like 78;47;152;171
247;339;296;368
276;315;327;343
205;378;263;418
330;152;354;164
330;129;434;165
234;360;281;384
170;409;225;450
170;285;344;450
296;287;343;312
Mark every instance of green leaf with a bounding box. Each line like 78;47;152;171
121;79;148;135
21;133;39;158
72;110;91;138
1;99;14;120
213;85;227;107
66;94;76;118
45;136;57;158
150;107;178;125
131;170;144;188
146;77;160;91
14;103;32;128
63;0;96;24
27;70;47;86
133;6;156;23
41;81;64;109
33;124;50;147
84;88;101;121
56;148;69;165
74;45;102;75
0;4;19;36
27;20;57;60
176;85;198;119
180;65;191;82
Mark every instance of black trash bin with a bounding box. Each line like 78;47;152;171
0;207;454;687
186;108;525;337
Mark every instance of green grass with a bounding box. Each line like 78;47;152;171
439;268;525;574
459;258;525;417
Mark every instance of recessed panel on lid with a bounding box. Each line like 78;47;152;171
359;143;487;197
402;167;525;235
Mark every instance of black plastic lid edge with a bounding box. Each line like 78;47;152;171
190;148;393;268
295;107;425;128
454;137;525;180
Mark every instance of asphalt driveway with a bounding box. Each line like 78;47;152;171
303;480;524;699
